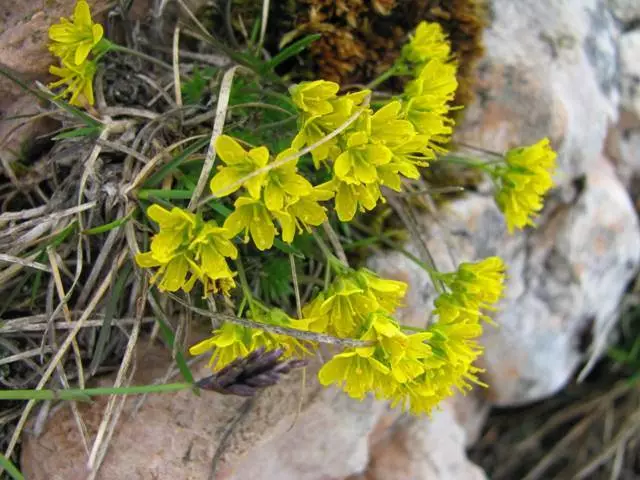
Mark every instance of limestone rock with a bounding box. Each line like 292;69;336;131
620;31;640;119
457;0;620;185
608;0;640;23
605;109;640;185
352;399;487;480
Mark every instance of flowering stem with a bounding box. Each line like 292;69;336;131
234;258;258;314
440;154;496;174
366;63;402;90
312;230;347;273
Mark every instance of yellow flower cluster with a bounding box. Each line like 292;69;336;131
317;258;505;415
288;26;457;221
135;205;238;295
494;138;557;232
189;307;312;371
209;135;333;251
48;0;104;106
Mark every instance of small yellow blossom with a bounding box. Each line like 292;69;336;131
135;205;237;294
290;80;340;115
495;138;557;232
189;308;313;371
329;178;382;222
272;186;333;242
224;196;276;251
189;323;250;370
263;148;313;211
210;135;269;198
49;59;97;106
402;21;451;64
318;349;391;400
404;60;458;104
334;131;393;184
49;0;104;66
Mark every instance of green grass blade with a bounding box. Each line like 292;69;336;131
0;383;191;401
0;453;24;480
137;189;194;200
52;126;102;140
82;209;136;235
89;263;132;376
145;137;210;188
264;34;321;70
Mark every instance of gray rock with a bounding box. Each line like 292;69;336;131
608;0;640;23
620;31;640;119
457;0;620;185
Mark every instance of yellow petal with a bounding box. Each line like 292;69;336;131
210;167;244;197
216;135;247;165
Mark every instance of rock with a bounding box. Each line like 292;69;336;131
21;338;486;480
370;156;640;406
620;31;640;120
605;109;640;185
608;0;640;23
351;399;487;480
457;0;620;185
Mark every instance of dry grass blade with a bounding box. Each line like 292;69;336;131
0;254;51;273
188;66;238;210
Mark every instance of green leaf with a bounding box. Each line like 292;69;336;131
263;34;322;71
89;262;132;375
82;209;136;235
53;126;102;140
181;66;217;105
145;137;210;188
152;302;195;384
0;453;24;480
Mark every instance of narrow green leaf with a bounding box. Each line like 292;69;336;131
0;384;191;401
145;137;210;188
137;189;194;200
90;263;132;376
0;453;24;480
83;209;136;235
53;126;102;140
152;303;195;384
264;34;322;70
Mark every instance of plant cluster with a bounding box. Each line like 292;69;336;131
43;1;557;416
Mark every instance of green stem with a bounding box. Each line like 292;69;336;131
440;155;497;174
366;63;402;90
0;383;192;401
311;230;347;273
400;325;428;332
234;257;258;313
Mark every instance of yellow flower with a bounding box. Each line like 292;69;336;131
48;59;97;106
290;80;340;115
370;101;416;147
334;131;393;184
291;89;370;168
189;323;251;370
210;135;269;198
403;60;458;105
189;308;313;371
495;138;557;232
329;178;382;222
249;308;314;358
318;349;390;400
48;0;104;66
135;205;237;294
272;186;333;243
403;96;454;141
188;223;238;295
263;148;313;211
402;21;451;64
224;196;276;251
353;268;408;313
